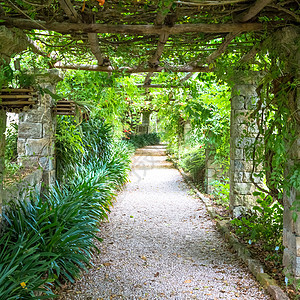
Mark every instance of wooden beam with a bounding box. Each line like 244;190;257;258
1;18;264;34
53;62;212;73
136;84;188;88
206;32;240;64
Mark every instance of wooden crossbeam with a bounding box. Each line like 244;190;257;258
53;62;212;73
2;18;263;34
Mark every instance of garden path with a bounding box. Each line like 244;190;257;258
59;145;270;300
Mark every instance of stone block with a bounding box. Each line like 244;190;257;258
234;148;244;160
243;194;258;207
235;136;255;148
234;172;243;182
283;248;295;271
243;172;262;184
233;160;245;171
245;95;259;110
293;213;300;236
207;168;215;178
233;182;252;195
22;111;43;123
25;138;51;156
18;156;39;168
17;138;26;156
42;122;56;138
231;96;245;110
18;122;42;139
230;193;244;207
283;207;295;233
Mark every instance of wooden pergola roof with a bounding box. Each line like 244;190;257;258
1;0;299;85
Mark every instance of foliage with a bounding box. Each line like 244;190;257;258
209;178;230;206
0;113;132;298
5;123;18;162
0;231;56;299
231;191;283;263
55;116;83;182
127;133;161;149
179;147;205;187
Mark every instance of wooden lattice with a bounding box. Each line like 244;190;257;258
0;88;38;113
53;99;76;116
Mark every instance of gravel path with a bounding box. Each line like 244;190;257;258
59;146;271;300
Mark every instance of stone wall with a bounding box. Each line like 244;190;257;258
229;72;264;216
3;168;43;209
18;70;61;187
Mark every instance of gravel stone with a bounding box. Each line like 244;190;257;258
59;146;271;300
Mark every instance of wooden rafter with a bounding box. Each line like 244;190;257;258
58;0;106;66
202;0;274;67
144;2;174;85
1;19;264;34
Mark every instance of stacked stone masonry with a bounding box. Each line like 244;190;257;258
18;71;61;187
279;27;300;284
229;73;264;216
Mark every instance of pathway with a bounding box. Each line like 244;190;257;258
59;145;270;300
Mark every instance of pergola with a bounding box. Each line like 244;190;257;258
0;0;300;290
1;0;299;84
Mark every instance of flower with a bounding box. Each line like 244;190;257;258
20;282;26;289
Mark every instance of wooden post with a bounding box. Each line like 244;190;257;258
0;110;7;218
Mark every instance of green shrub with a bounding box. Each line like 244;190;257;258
179;148;205;187
231;191;283;263
0;117;133;298
209;178;230;206
127;133;160;149
5;123;18;162
0;232;56;299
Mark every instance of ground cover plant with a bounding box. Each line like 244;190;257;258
0;116;132;298
126;132;161;149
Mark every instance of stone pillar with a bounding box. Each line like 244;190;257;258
0;110;6;217
183;121;191;142
138;111;151;134
0;27;28;218
272;27;300;285
205;132;226;194
205;145;217;194
18;70;62;187
229;72;264;216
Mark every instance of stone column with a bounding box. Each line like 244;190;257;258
0;27;28;218
272;27;300;285
18;70;62;187
139;111;151;134
229;72;264;216
183;121;191;142
0;110;6;217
